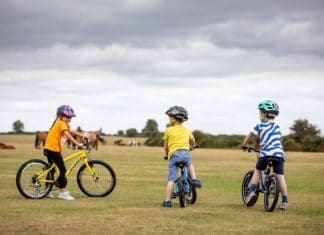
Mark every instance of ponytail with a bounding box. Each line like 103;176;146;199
49;117;58;130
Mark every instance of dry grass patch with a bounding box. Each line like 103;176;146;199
0;135;323;234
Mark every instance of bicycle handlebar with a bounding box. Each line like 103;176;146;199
78;137;89;150
241;146;260;153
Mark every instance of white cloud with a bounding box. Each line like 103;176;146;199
1;70;323;135
1;1;324;136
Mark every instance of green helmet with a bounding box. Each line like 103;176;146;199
258;100;279;116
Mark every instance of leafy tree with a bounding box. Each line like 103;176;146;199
144;132;163;146
290;119;321;144
141;119;159;137
12;120;24;133
117;130;125;136
301;135;323;152
126;128;138;137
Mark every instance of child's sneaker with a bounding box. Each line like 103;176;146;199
246;191;257;207
192;179;202;188
46;192;54;198
278;202;288;210
58;191;74;200
161;200;172;207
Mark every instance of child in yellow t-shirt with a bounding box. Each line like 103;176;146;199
44;105;85;200
161;106;201;208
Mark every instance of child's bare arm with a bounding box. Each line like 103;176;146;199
242;133;253;150
69;130;85;138
189;136;196;150
63;130;82;148
164;140;169;157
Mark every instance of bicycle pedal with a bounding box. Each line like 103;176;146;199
171;192;177;199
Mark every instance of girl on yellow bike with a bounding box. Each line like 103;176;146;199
43;105;85;200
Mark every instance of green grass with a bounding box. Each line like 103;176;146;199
0;135;324;234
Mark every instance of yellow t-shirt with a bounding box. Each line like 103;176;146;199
44;119;69;152
163;125;193;159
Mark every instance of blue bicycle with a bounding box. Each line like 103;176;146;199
164;147;198;208
172;163;197;208
241;147;280;212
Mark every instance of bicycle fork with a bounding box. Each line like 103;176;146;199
84;159;99;182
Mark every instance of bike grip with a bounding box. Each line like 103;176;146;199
241;145;249;151
164;156;168;160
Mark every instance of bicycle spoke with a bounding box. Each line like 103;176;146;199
77;160;116;197
16;159;53;199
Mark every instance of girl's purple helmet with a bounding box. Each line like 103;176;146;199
56;105;76;117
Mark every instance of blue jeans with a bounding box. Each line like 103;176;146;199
168;150;192;182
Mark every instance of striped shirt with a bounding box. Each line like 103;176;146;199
251;121;285;159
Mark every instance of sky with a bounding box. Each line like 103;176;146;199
1;0;323;135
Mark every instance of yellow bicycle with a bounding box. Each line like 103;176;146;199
16;139;116;199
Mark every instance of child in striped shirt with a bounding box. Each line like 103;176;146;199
242;100;288;210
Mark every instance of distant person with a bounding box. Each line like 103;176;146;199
161;106;201;208
242;100;288;210
44;105;85;200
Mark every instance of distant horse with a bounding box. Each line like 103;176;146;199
66;130;105;150
0;143;15;150
34;131;48;149
114;139;125;146
85;131;106;150
127;140;141;146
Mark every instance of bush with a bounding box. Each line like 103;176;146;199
282;136;301;151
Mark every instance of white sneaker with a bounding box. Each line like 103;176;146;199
278;202;288;210
58;191;75;200
46;192;54;198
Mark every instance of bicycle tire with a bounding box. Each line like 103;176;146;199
77;160;116;197
241;170;259;205
264;174;280;212
186;178;197;204
177;178;186;208
16;159;53;199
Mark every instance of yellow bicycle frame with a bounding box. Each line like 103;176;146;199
35;149;97;184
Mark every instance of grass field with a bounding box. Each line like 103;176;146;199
0;135;323;234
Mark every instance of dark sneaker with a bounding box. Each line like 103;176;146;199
161;200;172;208
246;191;257;207
192;179;202;188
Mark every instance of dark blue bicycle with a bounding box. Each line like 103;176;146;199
241;147;280;212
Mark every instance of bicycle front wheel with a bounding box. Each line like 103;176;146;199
77;160;116;197
264;174;280;212
16;159;53;199
241;170;259;205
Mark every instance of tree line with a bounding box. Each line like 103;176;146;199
142;119;324;152
8;118;324;152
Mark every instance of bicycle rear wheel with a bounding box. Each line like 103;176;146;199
264;174;280;212
77;160;116;197
241;170;259;205
16;159;53;199
176;178;186;208
186;178;197;204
